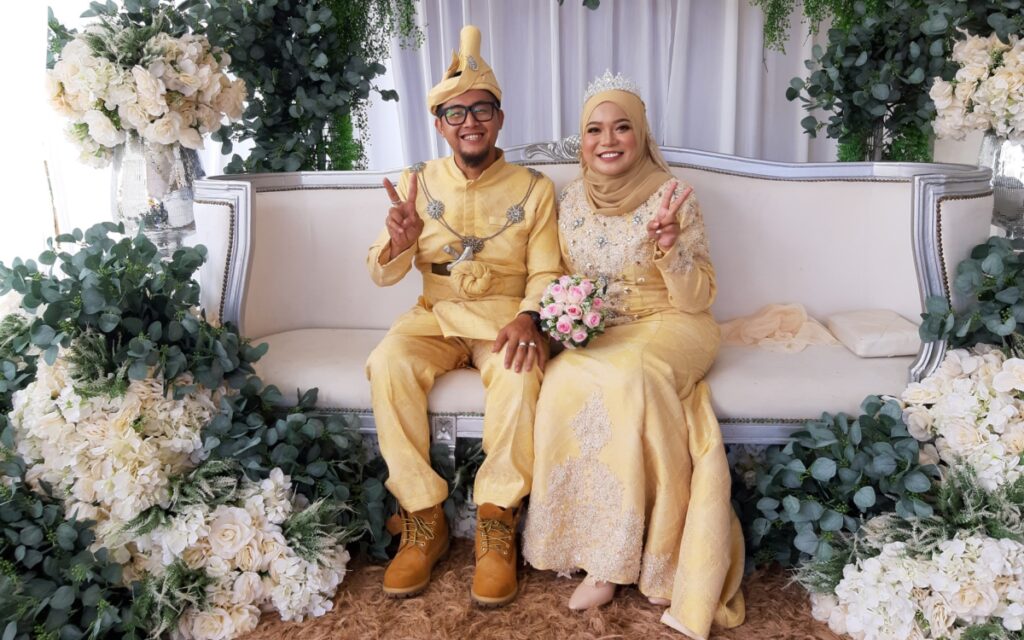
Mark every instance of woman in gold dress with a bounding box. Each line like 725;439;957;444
521;73;745;640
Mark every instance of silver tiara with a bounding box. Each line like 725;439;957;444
584;70;641;102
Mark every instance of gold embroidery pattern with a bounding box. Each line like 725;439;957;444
639;550;674;598
523;392;644;585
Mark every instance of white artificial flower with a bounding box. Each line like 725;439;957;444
144;112;184;145
232;571;264;605
903;405;934;441
82;109;126;148
188;606;234;640
133;65;168;116
212;77;246;121
207;506;256;561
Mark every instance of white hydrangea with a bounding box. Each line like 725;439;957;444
46;29;247;167
901;346;1024;490
818;529;1024;639
933;33;1024;141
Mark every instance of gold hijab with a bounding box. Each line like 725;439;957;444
580;89;672;217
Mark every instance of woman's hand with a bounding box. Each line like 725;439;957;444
646;180;693;250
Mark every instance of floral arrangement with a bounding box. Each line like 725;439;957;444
931;33;1024;141
796;345;1024;640
902;345;1024;491
46;14;246;167
810;528;1024;639
538;275;607;349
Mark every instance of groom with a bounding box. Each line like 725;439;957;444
364;25;560;606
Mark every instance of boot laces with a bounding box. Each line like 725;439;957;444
400;511;436;548
479;518;513;556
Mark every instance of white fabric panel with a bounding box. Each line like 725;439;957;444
252;328;911;421
192;201;233;326
826;309;921;358
940;195;1000;311
375;0;837;171
241;189;422;338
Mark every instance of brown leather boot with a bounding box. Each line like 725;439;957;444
471;503;520;606
382;503;449;597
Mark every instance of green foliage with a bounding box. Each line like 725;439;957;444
925;0;1024;44
130;560;212;638
431;440;485;525
283;499;362;562
919;236;1024;353
788;0;956;162
795;466;1024;594
0;462;141;640
176;0;421;172
752;0;881;52
745;395;938;567
0;224;265;391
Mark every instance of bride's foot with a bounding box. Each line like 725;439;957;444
568;579;615;610
648;596;670;606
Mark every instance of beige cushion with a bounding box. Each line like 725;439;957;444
826;309;921;358
252;329;912;422
706;345;913;420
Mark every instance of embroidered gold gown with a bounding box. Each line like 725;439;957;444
522;178;745;640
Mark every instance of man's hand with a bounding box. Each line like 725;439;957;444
380;174;423;262
647;180;693;250
493;313;549;373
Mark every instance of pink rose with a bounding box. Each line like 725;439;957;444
540;302;562;319
565;304;583;319
549;284;567;303
580;280;595;296
555;315;573;334
566;286;585;304
583;311;601;328
591;297;604;310
572;329;589;343
559;275;573;287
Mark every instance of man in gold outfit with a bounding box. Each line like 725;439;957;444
365;25;560;606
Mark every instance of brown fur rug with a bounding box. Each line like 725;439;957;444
242;540;842;640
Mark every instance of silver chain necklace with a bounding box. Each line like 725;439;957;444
411;163;542;269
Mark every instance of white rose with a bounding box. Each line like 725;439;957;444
144;112;184;145
919;443;941;466
930;79;956;111
207;506;255;561
922;595;956;636
132;65;167;116
232;571;264;605
227;604;260;636
903;406;935;441
212;77;246;121
178;126;204;150
190;607;234;640
951;582;1001;620
82;110;126;148
902;381;942;406
233;534;264;573
1001;424;1024;455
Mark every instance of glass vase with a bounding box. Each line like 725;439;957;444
111;135;204;256
978;132;1024;239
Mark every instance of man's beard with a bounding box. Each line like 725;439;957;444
458;148;491;168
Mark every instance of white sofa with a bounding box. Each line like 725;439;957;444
192;139;993;451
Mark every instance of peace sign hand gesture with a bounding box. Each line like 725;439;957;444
382;173;423;260
646;180;693;250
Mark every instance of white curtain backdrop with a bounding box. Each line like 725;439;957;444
5;0;984;266
363;0;838;170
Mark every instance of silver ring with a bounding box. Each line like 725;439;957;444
518;341;527;347
528;341;537;348
390;200;401;205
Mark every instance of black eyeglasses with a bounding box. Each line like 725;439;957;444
438;101;499;125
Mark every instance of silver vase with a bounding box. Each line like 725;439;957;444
111;135;204;256
978;132;1024;239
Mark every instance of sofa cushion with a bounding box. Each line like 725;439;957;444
252;329;914;423
825;309;921;358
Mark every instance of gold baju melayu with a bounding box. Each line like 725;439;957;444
522;83;745;639
364;24;561;518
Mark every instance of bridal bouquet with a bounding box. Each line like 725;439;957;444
930;33;1024;141
538;275;607;349
47;14;247;167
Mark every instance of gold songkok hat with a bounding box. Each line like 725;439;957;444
426;25;502;114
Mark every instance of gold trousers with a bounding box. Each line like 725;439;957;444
366;334;541;512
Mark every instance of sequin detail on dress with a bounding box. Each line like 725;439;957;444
522;392;644;585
